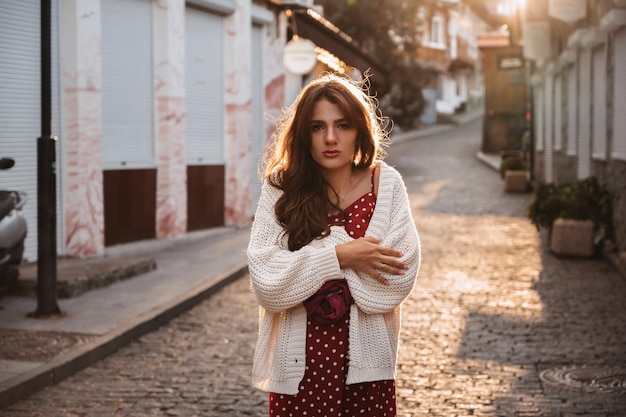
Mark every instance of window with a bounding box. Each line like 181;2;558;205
431;14;445;46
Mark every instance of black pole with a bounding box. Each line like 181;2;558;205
30;0;60;317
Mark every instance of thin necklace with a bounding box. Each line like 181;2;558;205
338;173;353;206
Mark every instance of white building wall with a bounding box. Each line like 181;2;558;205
0;0;282;258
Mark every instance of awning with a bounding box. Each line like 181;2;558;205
291;8;388;91
449;57;475;72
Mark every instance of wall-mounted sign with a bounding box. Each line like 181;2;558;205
498;55;524;70
284;38;317;74
548;0;586;23
523;21;552;61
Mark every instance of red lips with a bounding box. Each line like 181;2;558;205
323;150;340;157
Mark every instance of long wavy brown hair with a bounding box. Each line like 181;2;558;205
263;73;389;251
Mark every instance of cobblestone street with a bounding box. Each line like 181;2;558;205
3;120;625;416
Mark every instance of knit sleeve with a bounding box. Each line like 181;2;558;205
247;181;343;313
322;164;421;314
348;169;420;313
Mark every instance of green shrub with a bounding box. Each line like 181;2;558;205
526;177;612;233
499;155;527;179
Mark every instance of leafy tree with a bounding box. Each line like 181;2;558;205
316;0;426;129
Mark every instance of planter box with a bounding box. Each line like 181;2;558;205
503;170;528;192
550;218;595;257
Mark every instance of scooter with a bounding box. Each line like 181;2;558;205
0;157;27;287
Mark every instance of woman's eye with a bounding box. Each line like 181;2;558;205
338;123;351;130
311;124;324;132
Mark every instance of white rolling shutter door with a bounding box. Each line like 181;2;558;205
185;8;225;165
592;46;606;160
250;24;264;207
534;84;544;151
543;73;553;183
0;0;40;261
51;0;64;254
577;48;591;179
613;28;626;160
567;64;577;155
101;0;155;169
554;75;563;151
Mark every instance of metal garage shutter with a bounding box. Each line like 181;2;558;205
534;83;544;151
613;28;626;160
0;0;40;261
577;48;591;178
250;24;264;207
185;7;224;165
592;46;607;160
101;0;155;168
567;63;577;155
554;75;563;151
543;73;553;182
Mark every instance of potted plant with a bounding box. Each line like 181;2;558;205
500;153;528;192
526;177;612;257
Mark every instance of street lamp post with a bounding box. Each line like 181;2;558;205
29;0;60;317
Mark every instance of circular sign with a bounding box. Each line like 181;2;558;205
284;38;317;74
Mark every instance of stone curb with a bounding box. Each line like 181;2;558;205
0;262;249;409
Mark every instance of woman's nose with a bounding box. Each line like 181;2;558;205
324;127;338;143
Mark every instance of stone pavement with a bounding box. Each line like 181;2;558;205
0;226;250;408
2;112;625;416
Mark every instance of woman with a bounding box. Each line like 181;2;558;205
247;73;420;417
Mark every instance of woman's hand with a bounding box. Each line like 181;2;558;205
335;236;408;285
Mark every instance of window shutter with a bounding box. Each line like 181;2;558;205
554;75;563;151
592;46;607;160
185;7;225;165
613;28;626;160
101;0;155;169
534;84;544;151
0;0;41;261
250;24;265;207
577;48;591;178
567;63;577;156
544;73;554;182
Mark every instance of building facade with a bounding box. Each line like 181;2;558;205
417;0;488;124
523;0;626;255
0;0;382;263
1;0;286;261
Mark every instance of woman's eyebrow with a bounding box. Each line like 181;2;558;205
311;118;348;124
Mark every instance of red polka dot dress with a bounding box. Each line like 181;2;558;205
269;167;397;417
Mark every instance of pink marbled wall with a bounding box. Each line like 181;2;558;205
155;96;186;238
64;89;104;256
264;75;285;144
224;0;253;226
154;0;187;238
264;26;287;147
224;102;252;224
63;0;104;256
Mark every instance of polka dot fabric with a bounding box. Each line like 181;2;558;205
269;167;397;417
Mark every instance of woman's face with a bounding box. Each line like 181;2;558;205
309;98;357;175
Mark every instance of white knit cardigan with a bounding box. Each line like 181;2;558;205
247;161;421;395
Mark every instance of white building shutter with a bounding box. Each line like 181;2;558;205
577;48;591;179
567;64;577;155
250;24;265;207
534;84;544;151
544;73;554;182
592;46;607;160
51;0;64;254
185;7;225;165
0;0;40;261
613;28;626;160
101;0;155;169
554;75;563;151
